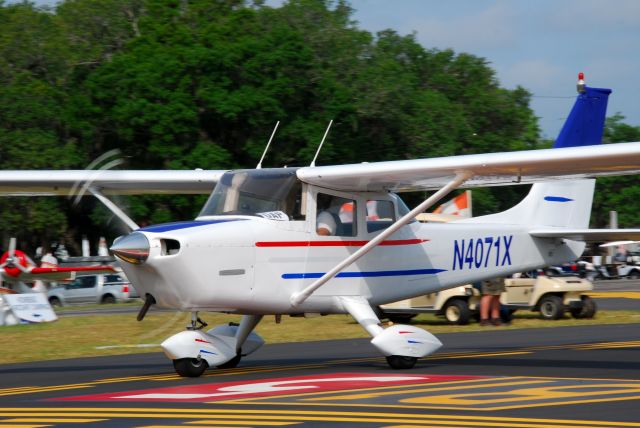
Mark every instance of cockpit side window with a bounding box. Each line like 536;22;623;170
366;200;396;233
316;193;357;237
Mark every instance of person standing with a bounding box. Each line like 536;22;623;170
33;246;59;293
480;277;506;326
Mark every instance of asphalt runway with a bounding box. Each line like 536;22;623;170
2;323;640;428
591;278;640;310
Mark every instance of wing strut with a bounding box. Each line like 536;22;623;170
88;187;140;231
290;171;472;306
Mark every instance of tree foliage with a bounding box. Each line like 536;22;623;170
591;114;640;228
0;0;635;254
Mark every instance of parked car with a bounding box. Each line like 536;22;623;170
379;274;596;324
379;285;480;325
47;273;137;306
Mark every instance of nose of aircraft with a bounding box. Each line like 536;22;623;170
110;232;150;264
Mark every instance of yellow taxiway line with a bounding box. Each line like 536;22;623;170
2;408;640;428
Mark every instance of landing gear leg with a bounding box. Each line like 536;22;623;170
187;311;208;330
217;314;263;369
235;315;263;354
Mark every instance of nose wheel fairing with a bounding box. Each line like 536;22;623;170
161;315;265;375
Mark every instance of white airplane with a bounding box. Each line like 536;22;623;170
1;75;640;376
0;238;115;290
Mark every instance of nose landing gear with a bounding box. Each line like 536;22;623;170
162;312;264;377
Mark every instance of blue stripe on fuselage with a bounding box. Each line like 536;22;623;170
139;219;246;233
544;196;573;202
282;268;446;279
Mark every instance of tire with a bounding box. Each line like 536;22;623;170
217;351;242;369
101;294;116;304
386;355;417;369
570;296;597;319
538;295;564;320
387;314;417;324
173;358;208;377
443;299;471;325
48;297;61;307
628;270;640;280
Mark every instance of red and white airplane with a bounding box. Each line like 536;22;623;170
0;74;639;376
0;238;115;289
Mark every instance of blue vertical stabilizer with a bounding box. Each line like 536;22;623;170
464;78;613;230
553;86;611;148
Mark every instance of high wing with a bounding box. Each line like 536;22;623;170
1;143;639;196
296;141;640;192
0;170;225;196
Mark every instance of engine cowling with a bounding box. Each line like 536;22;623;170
0;249;30;277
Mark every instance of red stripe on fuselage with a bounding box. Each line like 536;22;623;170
255;239;428;247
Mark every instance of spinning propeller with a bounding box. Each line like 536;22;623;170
0;238;31;278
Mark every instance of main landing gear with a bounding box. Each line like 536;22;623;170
340;297;442;369
162;312;265;377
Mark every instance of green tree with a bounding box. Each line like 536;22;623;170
0;2;83;249
591;114;640;228
0;0;548;253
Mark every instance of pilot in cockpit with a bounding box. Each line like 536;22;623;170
316;194;338;236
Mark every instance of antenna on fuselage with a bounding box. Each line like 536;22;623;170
256;121;280;169
310;119;333;167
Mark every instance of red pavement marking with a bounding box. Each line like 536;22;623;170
54;373;482;403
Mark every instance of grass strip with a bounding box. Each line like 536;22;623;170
1;307;639;364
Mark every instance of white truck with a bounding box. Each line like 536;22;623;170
379;275;596;324
47;273;137;306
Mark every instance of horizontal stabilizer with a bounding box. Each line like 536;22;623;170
530;228;640;242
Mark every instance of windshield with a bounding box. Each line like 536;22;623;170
199;168;304;220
